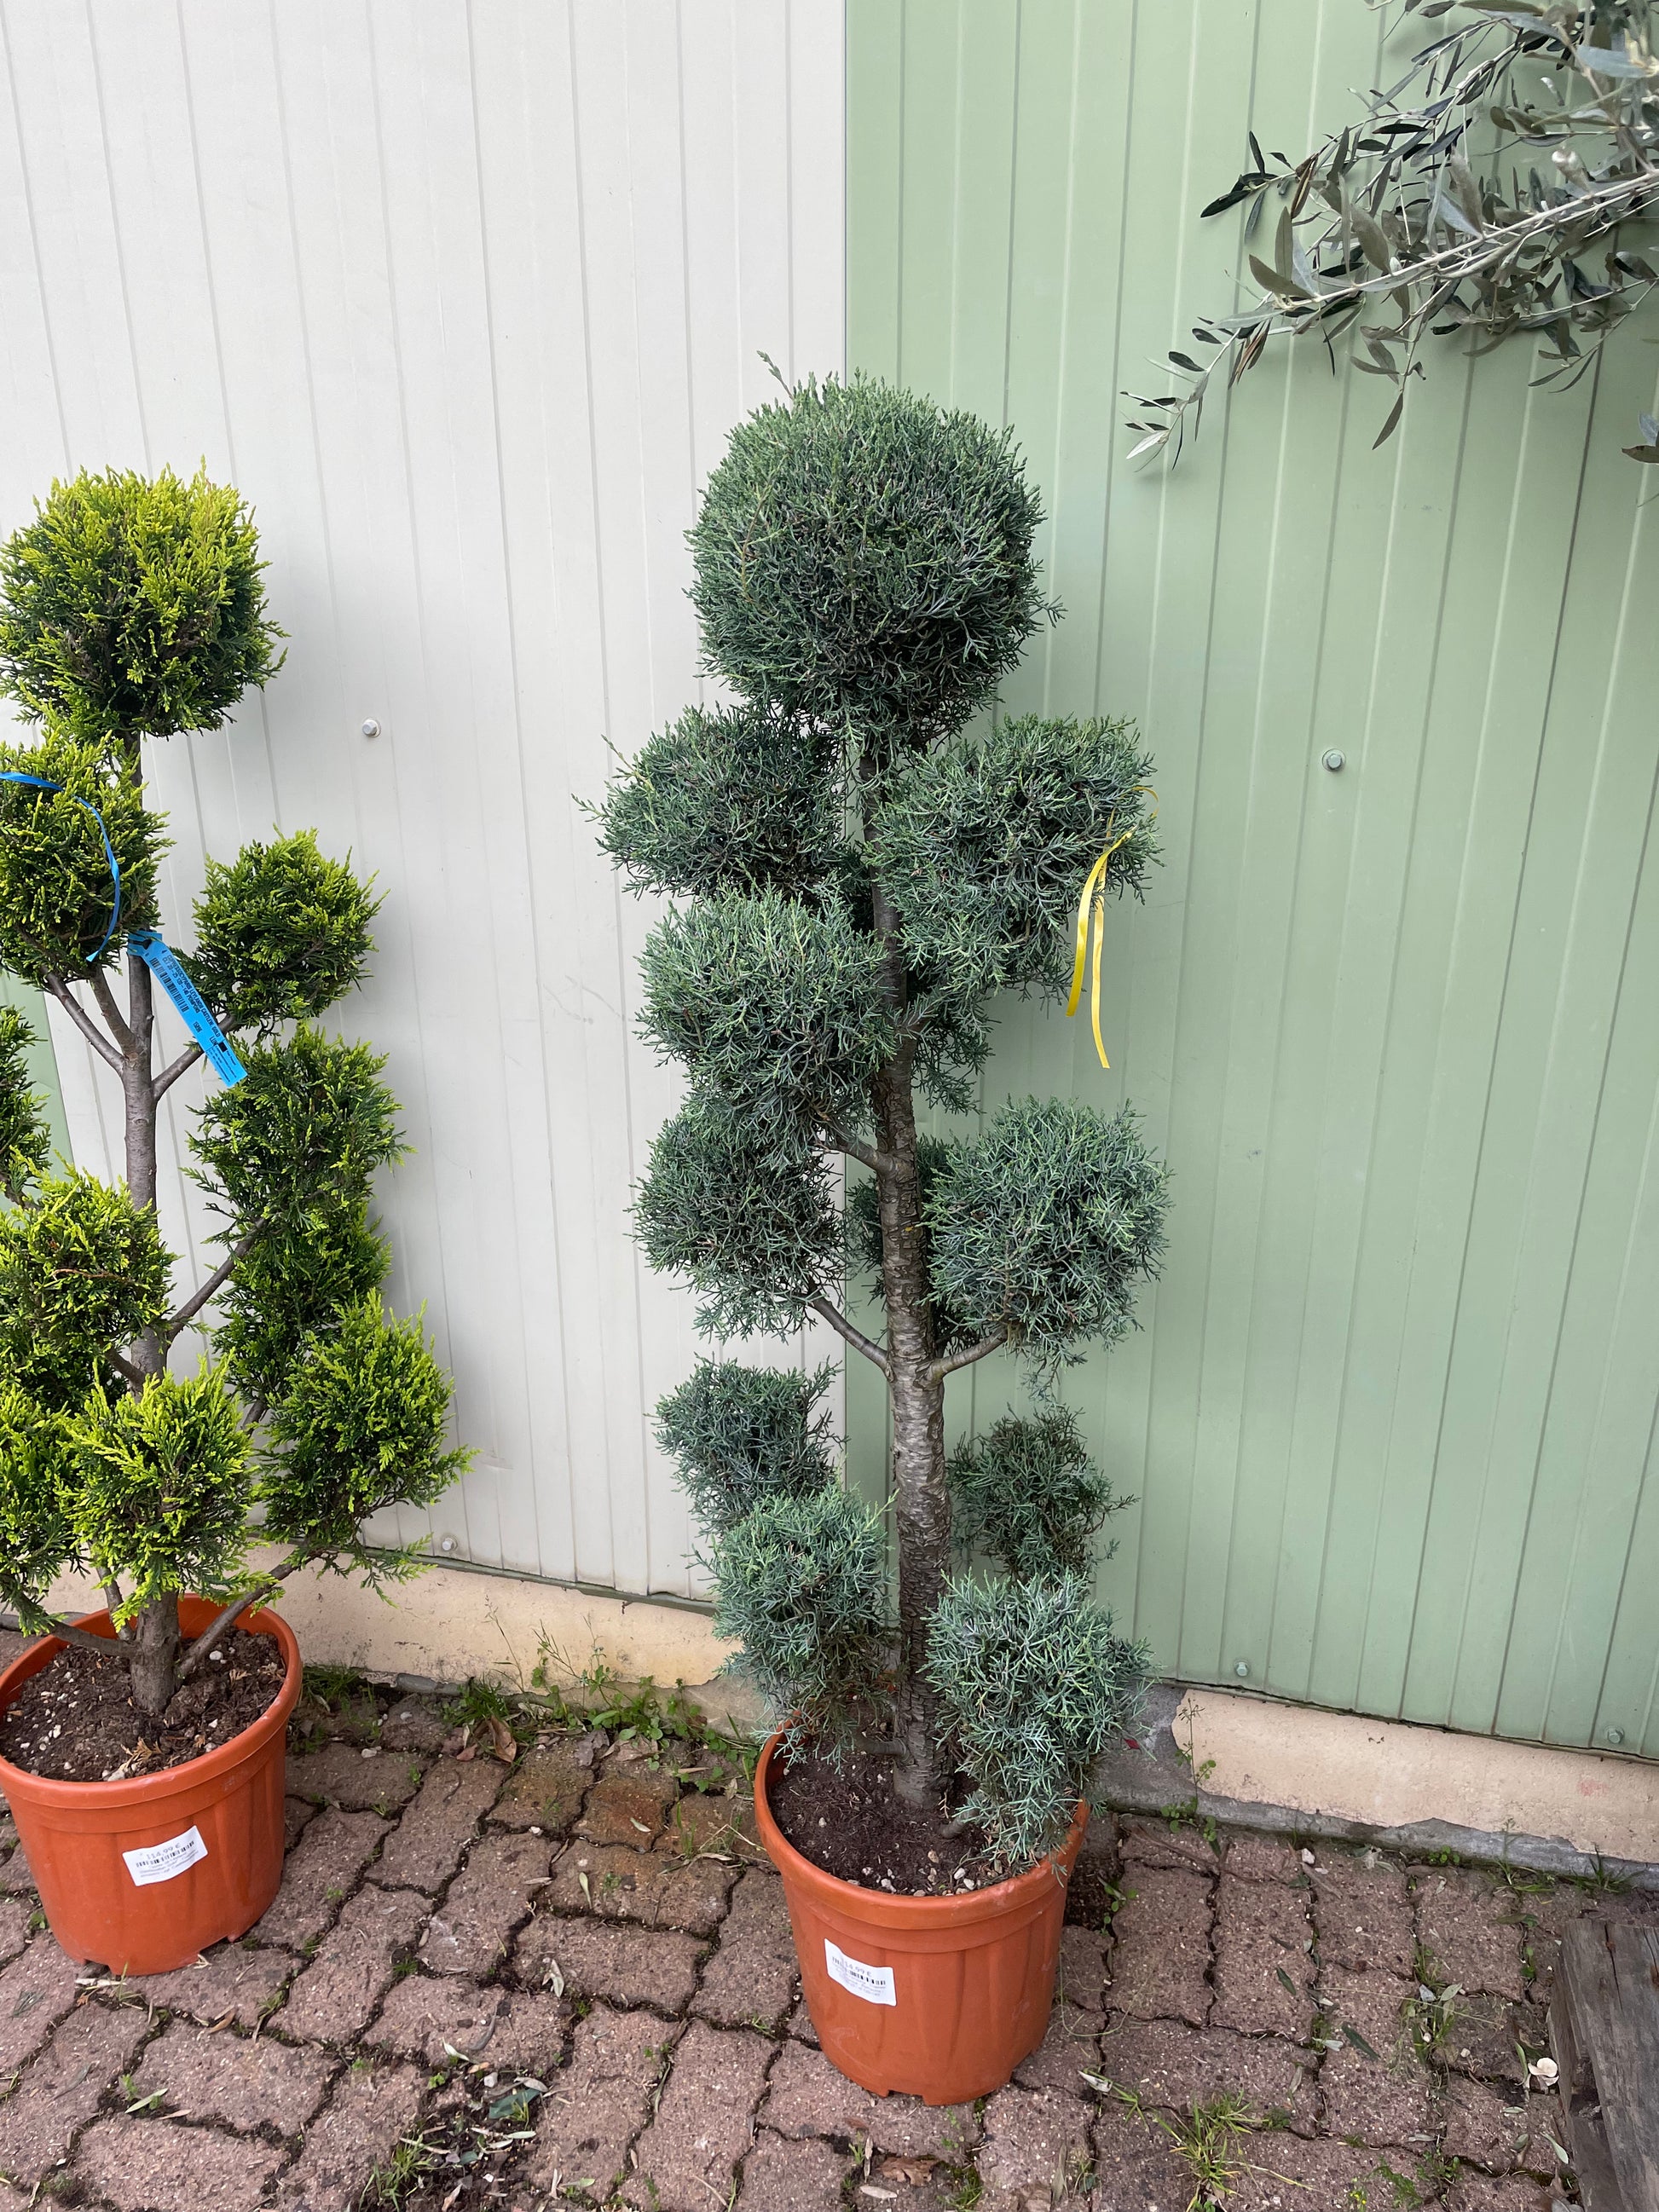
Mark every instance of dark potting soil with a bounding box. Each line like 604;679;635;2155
768;1742;1003;1897
0;1629;286;1782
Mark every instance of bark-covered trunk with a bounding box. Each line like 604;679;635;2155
121;818;176;1715
870;886;948;1807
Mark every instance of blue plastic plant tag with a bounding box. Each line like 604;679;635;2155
124;928;245;1087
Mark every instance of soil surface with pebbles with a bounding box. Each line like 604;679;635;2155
0;1621;1648;2211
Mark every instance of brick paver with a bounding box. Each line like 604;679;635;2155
418;1828;552;1975
576;1767;679;1847
522;2002;679;2201
255;1806;390;1949
976;2084;1092;2212
513;1911;705;2011
281;1885;429;2042
1107;1863;1213;2024
129;2019;337;2136
1011;1996;1101;2094
0;2000;146;2185
1222;1831;1304;1886
134;1941;297;2029
1415;1866;1527;2000
373;1758;503;1892
621;2018;773;2212
273;2059;425;2212
487;1741;594;1834
545;1838;739;1934
760;2036;978;2158
1311;1847;1417;1977
692;1868;798;2030
1090;2095;1193;2206
75;2115;283;2212
735;2129;847;2211
1443;2172;1556;2210
1441;2076;1561;2174
1211;1871;1315;2038
0;1936;80;2072
0;1901;30;1970
1096;2013;1319;2134
286;1740;425;1813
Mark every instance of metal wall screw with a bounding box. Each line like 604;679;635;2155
1605;1727;1625;1746
361;717;381;739
1321;749;1345;771
1234;1660;1251;1678
438;1534;458;1555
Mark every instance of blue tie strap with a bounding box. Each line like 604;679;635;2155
125;930;245;1088
0;770;123;960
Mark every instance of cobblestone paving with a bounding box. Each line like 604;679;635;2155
0;1644;1649;2210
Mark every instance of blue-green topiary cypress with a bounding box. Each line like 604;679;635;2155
600;373;1164;1857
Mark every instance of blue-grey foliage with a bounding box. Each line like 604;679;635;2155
689;375;1055;748
948;1406;1129;1582
633;1093;841;1338
656;1359;837;1540
710;1487;890;1754
870;715;1158;1002
926;1571;1149;1871
928;1099;1169;1366
639;891;894;1132
596;702;847;901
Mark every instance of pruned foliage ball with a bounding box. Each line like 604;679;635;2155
948;1406;1127;1581
926;1571;1149;1871
0;1386;74;1627
191;1025;404;1233
0;1170;171;1409
0;1006;50;1204
871;715;1158;1002
190;830;379;1037
66;1367;251;1624
597;702;847;901
261;1292;469;1582
639;890;893;1131
211;1205;390;1412
634;1093;841;1338
0;731;166;981
710;1487;890;1753
929;1099;1169;1366
690;376;1054;748
656;1359;838;1540
0;465;284;751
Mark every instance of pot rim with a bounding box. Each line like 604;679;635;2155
752;1730;1086;1931
0;1599;301;1811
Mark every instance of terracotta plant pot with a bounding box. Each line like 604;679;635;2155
753;1732;1086;2105
0;1597;301;1976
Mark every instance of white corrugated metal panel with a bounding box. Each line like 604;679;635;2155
0;0;846;1599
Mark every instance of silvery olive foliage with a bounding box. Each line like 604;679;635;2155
612;374;1163;1856
0;469;465;1716
1129;3;1659;465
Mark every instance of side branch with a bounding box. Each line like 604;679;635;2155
931;1326;1008;1381
816;1117;898;1178
88;965;135;1055
163;1227;260;1341
175;1551;311;1683
153;1042;204;1100
807;1294;891;1378
30;1617;136;1659
43;977;123;1071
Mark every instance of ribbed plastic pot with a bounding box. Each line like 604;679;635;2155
753;1733;1086;2105
0;1597;300;1975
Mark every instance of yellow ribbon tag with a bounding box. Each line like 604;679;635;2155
1065;794;1154;1068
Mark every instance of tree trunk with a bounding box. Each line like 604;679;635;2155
121;901;178;1711
870;887;948;1808
129;1591;180;1718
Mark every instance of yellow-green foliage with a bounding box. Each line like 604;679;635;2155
189;829;380;1037
0;1385;75;1628
0;1169;170;1409
66;1367;251;1623
0;729;166;981
260;1292;471;1580
0;465;284;751
0;1007;50;1204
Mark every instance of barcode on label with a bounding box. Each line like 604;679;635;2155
824;1938;896;2006
123;1826;208;1887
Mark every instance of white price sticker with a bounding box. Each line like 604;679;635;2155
123;1826;208;1887
824;1938;896;2007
